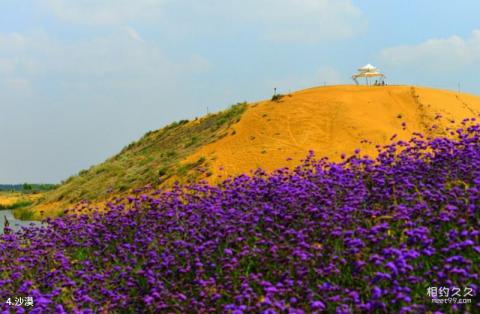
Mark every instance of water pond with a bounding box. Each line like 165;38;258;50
0;209;42;234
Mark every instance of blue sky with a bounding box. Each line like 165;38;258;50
1;0;480;183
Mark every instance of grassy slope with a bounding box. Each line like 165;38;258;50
29;103;247;218
29;84;480;218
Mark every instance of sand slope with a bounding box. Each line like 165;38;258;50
184;85;480;181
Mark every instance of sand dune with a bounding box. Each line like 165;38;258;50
184;85;480;181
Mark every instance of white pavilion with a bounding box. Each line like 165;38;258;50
352;64;386;86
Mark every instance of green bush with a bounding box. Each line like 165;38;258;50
158;167;169;177
271;94;284;102
14;207;35;220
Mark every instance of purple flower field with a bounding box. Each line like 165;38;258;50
1;118;480;313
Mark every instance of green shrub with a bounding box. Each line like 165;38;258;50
14;207;35;220
158;167;169;177
166;150;177;158
271;94;284;102
185;136;199;148
78;169;88;176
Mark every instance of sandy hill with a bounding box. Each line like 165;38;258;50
28;85;480;218
184;85;480;179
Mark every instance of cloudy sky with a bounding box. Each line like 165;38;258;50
1;1;480;183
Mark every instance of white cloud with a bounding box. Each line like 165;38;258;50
0;32;51;81
0;33;29;51
251;0;366;43
124;26;145;43
188;0;366;43
0;29;193;88
380;30;480;71
45;0;167;25
44;0;365;43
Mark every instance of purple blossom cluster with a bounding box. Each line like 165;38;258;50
1;119;480;313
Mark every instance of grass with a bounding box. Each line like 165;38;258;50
13;207;35;220
0;200;33;210
0;192;39;210
271;94;284;102
0;192;37;220
36;102;248;212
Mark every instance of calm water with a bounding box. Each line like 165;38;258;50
0;209;42;234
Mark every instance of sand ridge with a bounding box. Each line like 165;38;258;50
183;85;480;182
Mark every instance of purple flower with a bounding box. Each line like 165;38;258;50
311;301;325;310
372;286;382;299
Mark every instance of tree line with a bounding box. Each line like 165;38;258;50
0;183;57;192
